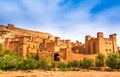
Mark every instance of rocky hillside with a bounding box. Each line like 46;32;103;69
0;24;52;43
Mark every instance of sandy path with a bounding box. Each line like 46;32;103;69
0;71;120;77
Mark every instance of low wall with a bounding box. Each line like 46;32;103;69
70;53;96;61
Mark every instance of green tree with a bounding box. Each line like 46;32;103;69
106;53;120;70
82;58;94;70
95;53;105;67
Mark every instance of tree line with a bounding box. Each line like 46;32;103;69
0;44;120;71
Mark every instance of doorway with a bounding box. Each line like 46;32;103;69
54;53;60;61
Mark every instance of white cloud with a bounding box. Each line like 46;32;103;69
0;0;120;46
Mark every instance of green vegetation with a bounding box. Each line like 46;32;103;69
67;60;80;68
0;44;120;71
106;53;120;70
57;58;94;71
57;62;70;71
0;44;54;71
95;53;105;67
38;56;54;70
81;58;94;71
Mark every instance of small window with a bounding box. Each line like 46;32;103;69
106;49;108;51
106;42;108;44
20;48;22;51
33;45;35;48
109;49;111;51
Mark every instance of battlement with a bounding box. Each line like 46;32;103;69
109;33;117;39
1;25;118;61
85;35;91;41
97;32;104;38
55;37;60;41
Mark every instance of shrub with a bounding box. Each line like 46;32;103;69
0;49;39;70
95;53;105;67
106;53;120;69
18;56;39;70
58;62;67;68
0;54;21;70
38;56;53;70
81;58;94;70
58;62;70;71
67;60;79;68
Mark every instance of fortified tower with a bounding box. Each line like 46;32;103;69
55;37;60;46
85;35;91;54
109;34;117;53
97;32;104;53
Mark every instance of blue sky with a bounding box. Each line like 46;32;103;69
0;0;120;46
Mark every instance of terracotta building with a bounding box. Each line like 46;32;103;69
72;32;117;55
0;24;118;61
3;32;118;61
4;36;43;58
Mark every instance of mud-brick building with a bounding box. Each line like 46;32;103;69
39;32;118;61
2;27;118;61
3;32;118;61
83;32;117;55
4;36;43;58
1;24;117;59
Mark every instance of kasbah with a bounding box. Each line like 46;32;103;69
0;24;119;62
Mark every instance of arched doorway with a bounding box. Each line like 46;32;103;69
54;53;60;61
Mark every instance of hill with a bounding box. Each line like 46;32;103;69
0;24;52;43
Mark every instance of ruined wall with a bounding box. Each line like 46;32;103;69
7;24;15;30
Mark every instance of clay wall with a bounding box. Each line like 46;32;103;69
7;24;15;30
3;32;118;62
71;53;96;61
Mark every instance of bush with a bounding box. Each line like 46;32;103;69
18;56;39;70
58;62;67;68
0;48;40;70
0;54;21;70
58;62;70;71
0;45;56;71
95;53;105;67
38;56;53;70
67;60;80;68
81;58;94;69
4;49;12;54
106;53;120;69
79;60;83;67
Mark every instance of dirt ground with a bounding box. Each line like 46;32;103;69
0;71;120;77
